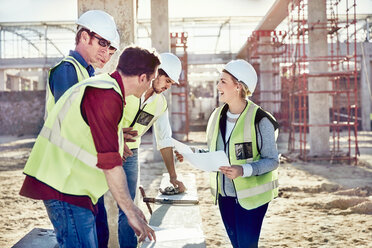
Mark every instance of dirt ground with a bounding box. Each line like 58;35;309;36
1;131;372;248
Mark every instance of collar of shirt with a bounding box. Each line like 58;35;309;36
140;91;157;107
110;71;126;105
69;50;95;76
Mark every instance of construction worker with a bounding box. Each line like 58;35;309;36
19;46;161;247
45;9;119;119
175;59;279;248
96;52;186;248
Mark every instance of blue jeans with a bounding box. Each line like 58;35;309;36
96;149;139;248
218;195;268;248
118;149;139;248
43;199;98;248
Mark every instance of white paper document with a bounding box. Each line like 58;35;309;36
182;150;230;172
172;138;193;154
172;139;230;172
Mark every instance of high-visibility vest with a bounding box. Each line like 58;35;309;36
207;101;279;210
44;56;90;120
24;74;124;205
122;94;167;149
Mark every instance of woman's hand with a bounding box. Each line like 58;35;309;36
174;150;184;162
219;165;243;179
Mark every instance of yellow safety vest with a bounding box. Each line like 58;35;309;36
123;94;167;149
207;101;279;210
44;56;90;120
24;74;124;205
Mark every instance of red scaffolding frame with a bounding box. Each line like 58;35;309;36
247;30;290;131
284;0;359;163
170;32;189;141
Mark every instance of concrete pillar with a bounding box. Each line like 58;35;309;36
151;0;170;160
259;35;274;113
151;0;170;53
78;1;137;247
37;69;47;90
0;69;5;91
78;0;137;74
10;76;20;91
307;0;330;156
360;42;371;131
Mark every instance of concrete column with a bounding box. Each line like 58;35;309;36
78;0;137;74
360;42;371;131
151;0;170;161
151;0;170;53
259;36;274;113
78;1;137;247
307;0;330;156
0;69;5;91
37;69;48;90
10;76;20;91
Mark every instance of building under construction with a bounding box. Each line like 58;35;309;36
0;0;371;164
1;1;372;248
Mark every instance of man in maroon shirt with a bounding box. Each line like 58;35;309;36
20;46;160;247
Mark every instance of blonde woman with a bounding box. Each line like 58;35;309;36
176;60;279;248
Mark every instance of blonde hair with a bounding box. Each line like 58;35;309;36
239;82;252;98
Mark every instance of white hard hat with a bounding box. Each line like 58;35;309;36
110;31;120;50
77;10;120;48
158;53;182;84
224;59;257;94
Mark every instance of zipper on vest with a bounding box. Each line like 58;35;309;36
232;179;238;202
222;174;228;196
215;172;219;205
225;102;248;202
129;99;146;127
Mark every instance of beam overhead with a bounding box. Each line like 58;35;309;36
256;0;291;31
236;0;292;59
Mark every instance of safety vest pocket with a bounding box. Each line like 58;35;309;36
235;142;253;160
136;110;154;126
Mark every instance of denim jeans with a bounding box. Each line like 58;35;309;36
43;199;98;248
218;195;269;248
96;149;139;248
118;149;139;248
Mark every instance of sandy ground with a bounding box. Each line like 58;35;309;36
1;131;372;247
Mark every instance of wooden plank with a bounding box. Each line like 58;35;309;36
141;173;206;248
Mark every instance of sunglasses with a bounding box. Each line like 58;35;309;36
92;35;111;48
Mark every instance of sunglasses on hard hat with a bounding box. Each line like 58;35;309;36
92;35;111;48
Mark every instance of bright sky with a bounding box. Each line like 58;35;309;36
0;0;77;22
0;0;277;22
0;0;370;57
0;0;371;22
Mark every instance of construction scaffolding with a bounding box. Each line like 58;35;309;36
246;30;289;131
284;0;359;163
170;32;189;141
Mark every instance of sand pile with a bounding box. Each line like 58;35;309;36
1;133;372;247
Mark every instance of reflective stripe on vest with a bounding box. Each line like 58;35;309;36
24;74;124;204
123;94;167;149
41;79;119;168
207;101;279;210
236;179;279;199
44;56;90;120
